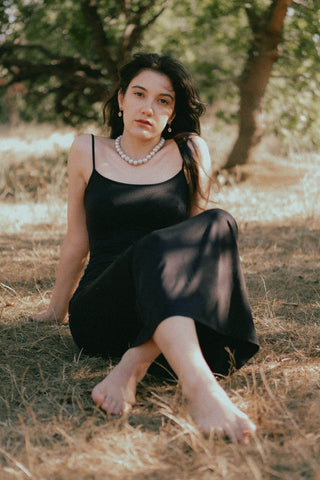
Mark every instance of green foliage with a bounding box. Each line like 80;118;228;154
264;2;320;147
145;0;250;100
0;0;319;148
144;0;320;148
0;0;168;124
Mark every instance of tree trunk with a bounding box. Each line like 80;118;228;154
224;0;293;169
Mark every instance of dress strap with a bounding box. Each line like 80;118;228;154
91;134;96;171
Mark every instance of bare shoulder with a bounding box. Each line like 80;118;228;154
68;134;93;182
189;135;210;155
188;135;211;174
93;134;114;148
69;134;92;159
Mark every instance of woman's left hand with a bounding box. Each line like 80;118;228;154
31;306;68;324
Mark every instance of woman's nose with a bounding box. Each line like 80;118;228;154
141;101;153;115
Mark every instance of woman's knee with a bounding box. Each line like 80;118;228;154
134;230;165;262
201;208;238;236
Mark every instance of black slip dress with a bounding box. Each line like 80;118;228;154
68;135;259;376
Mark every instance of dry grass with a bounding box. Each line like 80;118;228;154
1;123;320;480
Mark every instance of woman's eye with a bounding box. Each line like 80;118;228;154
159;98;169;105
134;91;143;97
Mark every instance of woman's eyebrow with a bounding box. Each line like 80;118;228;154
131;85;174;100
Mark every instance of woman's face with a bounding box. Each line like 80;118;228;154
118;69;176;140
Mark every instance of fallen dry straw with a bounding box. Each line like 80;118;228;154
0;124;320;479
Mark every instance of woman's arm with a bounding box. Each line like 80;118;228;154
32;135;92;322
189;136;212;217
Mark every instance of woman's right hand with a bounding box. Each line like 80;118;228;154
31;306;68;324
30;136;90;327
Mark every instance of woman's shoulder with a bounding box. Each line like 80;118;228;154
71;133;114;149
187;134;208;151
68;134;115;180
67;134;95;181
188;135;211;172
70;133;93;153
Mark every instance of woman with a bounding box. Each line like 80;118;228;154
33;53;259;443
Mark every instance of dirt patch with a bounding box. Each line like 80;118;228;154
1;213;320;480
0;127;319;479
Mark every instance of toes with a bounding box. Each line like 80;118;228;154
101;396;114;413
198;412;256;444
122;402;133;414
91;386;105;406
223;424;239;444
237;416;256;443
101;395;121;414
100;396;132;415
92;383;134;415
92;387;117;414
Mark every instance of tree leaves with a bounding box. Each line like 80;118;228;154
0;0;319;151
0;0;169;124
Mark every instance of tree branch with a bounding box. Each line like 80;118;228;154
244;1;263;34
1;55;108;100
0;43;99;77
119;0;168;61
267;0;293;34
225;0;293;168
0;42;63;60
80;0;118;80
292;0;313;9
141;0;169;30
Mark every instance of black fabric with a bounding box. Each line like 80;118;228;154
68;137;259;376
76;168;189;291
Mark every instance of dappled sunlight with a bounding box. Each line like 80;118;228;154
0;131;75;158
215;153;320;225
1;123;320;480
0;124;77;202
0;123;76;159
0;201;66;234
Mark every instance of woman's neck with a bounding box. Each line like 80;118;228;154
119;133;163;160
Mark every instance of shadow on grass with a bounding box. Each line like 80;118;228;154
0;218;319;479
0;315;168;440
1;218;319;386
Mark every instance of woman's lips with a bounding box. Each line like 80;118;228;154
135;119;152;127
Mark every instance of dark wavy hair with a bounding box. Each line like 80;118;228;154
103;53;207;210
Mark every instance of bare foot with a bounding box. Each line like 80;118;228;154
183;375;256;443
91;350;150;415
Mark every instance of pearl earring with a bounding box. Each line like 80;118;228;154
167;125;172;133
118;111;122;117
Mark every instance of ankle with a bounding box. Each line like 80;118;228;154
181;369;219;400
120;348;152;379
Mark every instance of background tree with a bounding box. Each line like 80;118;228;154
0;0;168;124
225;0;293;168
1;0;319;166
146;0;320;166
223;0;320;168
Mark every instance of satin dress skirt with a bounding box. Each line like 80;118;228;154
69;209;259;376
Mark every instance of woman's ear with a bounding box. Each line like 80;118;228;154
117;89;124;110
169;111;176;125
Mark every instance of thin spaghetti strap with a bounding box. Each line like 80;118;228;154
91;134;96;171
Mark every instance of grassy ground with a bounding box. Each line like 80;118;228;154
0;123;320;480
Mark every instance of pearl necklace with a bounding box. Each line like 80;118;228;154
115;135;165;166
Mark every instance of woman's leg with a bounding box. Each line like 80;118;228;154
92;339;160;414
153;316;256;443
92;315;256;443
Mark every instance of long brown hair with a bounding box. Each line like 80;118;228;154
103;53;206;208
